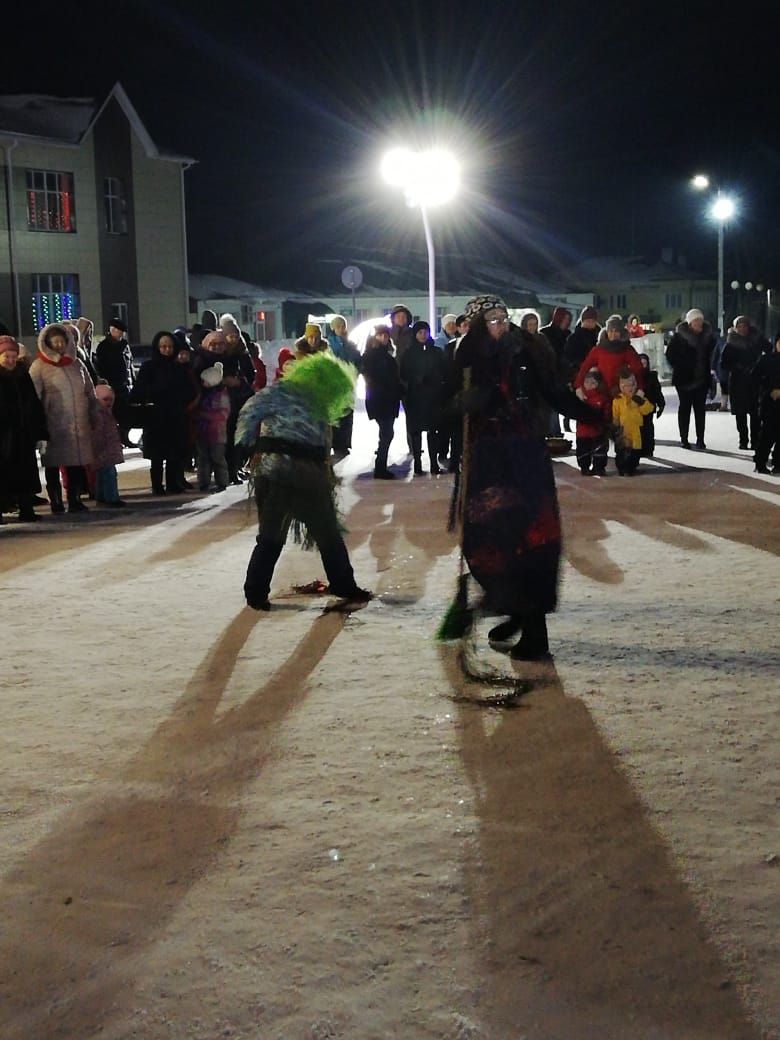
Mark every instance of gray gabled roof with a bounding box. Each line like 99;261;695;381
0;82;195;163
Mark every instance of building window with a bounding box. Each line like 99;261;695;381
26;170;76;232
104;177;128;234
616;293;627;310
665;292;683;310
110;303;129;329
31;274;80;331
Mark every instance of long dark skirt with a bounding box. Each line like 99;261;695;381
463;428;561;617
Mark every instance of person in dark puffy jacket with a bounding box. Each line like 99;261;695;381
664;308;716;449
750;330;780;473
721;315;770;450
132;331;199;494
400;321;447;475
362;325;401;479
0;335;48;522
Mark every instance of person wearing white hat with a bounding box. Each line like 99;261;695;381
434;314;458;350
664;309;717;449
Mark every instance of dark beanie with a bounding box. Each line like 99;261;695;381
580;306;598;321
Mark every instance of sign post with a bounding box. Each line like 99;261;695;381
341;265;363;325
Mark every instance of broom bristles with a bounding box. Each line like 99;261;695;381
435;574;472;641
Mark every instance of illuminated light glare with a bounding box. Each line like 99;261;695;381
745;282;753;291
691;174;710;190
730;280;740;289
380;147;460;208
380;148;414;188
710;196;736;222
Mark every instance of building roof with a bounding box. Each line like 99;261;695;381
189;273;317;303
554;255;711;288
0;82;195;163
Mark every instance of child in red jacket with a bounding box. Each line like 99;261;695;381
575;368;611;475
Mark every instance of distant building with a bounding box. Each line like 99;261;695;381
0;82;194;351
189;256;593;341
553;254;717;331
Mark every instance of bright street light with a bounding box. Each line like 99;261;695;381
691;172;738;334
380;147;461;331
711;196;736;222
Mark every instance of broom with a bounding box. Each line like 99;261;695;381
436;368;473;641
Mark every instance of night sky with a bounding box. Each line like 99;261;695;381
4;0;780;292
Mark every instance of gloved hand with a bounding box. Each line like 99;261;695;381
656;404;665;417
201;362;224;388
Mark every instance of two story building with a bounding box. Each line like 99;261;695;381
0;82;194;353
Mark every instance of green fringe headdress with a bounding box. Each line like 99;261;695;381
282;351;356;424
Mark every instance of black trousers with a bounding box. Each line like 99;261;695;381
332;411;354;453
640;415;656;456
677;386;707;444
45;465;86;505
576;434;607;473
754;407;780;468
734;411;758;448
374;416;395;470
244;476;356;603
616;446;641;474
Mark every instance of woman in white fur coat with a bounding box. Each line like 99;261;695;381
29;322;97;513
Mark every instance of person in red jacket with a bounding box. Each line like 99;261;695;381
574;314;644;396
574;368;611;475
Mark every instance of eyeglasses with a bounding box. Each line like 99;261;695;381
487;317;509;326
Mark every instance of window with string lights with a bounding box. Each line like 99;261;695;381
31;274;81;332
26;169;77;232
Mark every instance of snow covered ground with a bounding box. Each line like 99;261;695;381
0;397;777;1039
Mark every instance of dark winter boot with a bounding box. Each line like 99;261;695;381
510;614;551;661
413;457;424;476
428;433;441;474
18;495;38;522
47;483;65;514
488;616;523;643
373;464;396;480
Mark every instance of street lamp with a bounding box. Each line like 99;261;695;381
691;174;737;335
381;147;460;332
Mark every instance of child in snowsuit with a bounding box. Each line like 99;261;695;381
197;362;230;491
93;382;126;506
574;368;610;475
612;368;654;476
637;353;666;457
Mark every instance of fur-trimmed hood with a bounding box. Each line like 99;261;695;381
596;329;631;352
726;324;763;348
36;323;77;364
675;319;715;347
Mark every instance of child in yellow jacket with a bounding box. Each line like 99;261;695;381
612;367;654;476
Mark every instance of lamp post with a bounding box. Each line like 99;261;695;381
692;174;736;335
381;147;460;332
731;280;773;338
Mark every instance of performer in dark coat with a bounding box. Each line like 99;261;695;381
454;295;598;660
0;335;48;522
362;325;401;479
664;309;717;449
721;315;769;450
400;321;447;475
132;331;198;493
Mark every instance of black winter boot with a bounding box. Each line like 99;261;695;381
510;615;551;661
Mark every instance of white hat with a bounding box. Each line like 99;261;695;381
684;308;704;324
440;314;458;329
201;361;224;387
